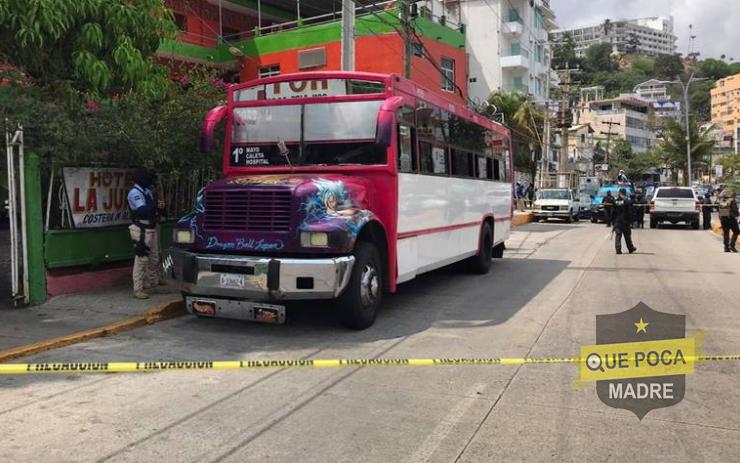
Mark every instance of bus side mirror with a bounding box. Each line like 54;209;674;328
376;96;404;149
375;110;393;148
201;105;228;154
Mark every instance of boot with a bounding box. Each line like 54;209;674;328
134;291;150;300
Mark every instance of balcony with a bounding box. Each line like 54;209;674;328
502;49;530;70
503;20;524;35
535;28;548;42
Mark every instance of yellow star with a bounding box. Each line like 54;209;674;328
635;318;649;333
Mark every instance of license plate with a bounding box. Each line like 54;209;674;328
254;305;281;324
220;274;245;289
192;300;216;315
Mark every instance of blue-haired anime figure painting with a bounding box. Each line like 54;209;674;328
303;179;373;238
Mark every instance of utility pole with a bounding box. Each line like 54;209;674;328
600;119;621;166
341;0;356;71
558;69;570;174
400;0;414;78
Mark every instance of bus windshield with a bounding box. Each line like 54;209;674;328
230;100;386;167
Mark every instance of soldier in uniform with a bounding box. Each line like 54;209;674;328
719;191;739;253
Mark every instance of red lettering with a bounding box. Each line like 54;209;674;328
272;82;281;95
73;188;85;212
103;188;113;211
310;79;328;91
102;172;112;187
114;188;125;210
89;171;102;187
86;188;98;212
113;171;123;187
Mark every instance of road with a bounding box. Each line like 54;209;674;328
1;222;740;462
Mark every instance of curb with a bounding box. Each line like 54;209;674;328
512;213;534;227
0;299;185;363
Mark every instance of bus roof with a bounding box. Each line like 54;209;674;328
228;71;509;138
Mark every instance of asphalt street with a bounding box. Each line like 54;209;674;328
1;222;739;462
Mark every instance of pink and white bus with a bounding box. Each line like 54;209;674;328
164;72;513;329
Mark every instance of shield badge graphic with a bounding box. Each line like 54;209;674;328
595;302;686;420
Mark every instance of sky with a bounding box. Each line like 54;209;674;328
551;0;740;59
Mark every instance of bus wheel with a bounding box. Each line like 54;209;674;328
337;242;382;330
466;223;492;274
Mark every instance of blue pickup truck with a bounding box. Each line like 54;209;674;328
590;185;634;223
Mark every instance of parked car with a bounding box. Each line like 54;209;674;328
650;186;700;229
532;189;581;223
590;185;635;223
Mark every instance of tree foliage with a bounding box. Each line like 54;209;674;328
659;118;716;185
486;92;545;178
584;43;617;73
1;67;227;172
654;54;684;80
0;0;176;99
696;58;732;80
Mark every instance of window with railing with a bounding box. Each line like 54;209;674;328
258;65;280;78
535;9;543;30
441;57;455;93
508;8;520;22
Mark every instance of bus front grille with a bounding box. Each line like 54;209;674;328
203;190;293;233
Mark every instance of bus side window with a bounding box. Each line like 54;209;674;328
475;155;492;180
420;141;449;175
398;124;417;172
493;157;501;180
451;149;474;178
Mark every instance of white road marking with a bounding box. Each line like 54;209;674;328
405;383;487;463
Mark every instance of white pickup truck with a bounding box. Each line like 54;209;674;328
650;187;701;229
532;189;580;223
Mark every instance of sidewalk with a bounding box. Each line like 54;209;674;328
0;286;183;360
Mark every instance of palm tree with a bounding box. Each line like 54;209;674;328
486;92;546;178
602;19;613;43
659;118;716;185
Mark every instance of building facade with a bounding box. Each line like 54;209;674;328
711;72;740;153
435;0;556;105
554;16;677;58
578;95;656;154
634;79;682;123
158;0;469;104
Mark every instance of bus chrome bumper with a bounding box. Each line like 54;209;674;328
162;248;355;300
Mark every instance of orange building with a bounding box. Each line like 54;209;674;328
158;1;469;104
711;73;740;149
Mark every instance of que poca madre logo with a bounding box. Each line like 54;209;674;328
573;302;707;420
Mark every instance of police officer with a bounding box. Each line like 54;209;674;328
702;193;713;230
127;170;166;299
613;188;637;255
719;191;739;253
603;190;615;227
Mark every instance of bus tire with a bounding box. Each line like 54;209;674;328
337;241;382;330
466;223;492;274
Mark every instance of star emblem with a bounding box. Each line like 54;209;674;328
635;318;649;333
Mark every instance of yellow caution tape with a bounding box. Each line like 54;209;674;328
1;356;739;375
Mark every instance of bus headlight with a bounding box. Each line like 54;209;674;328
175;230;194;244
301;232;329;247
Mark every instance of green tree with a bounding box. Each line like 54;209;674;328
696;58;732;80
0;0;176;99
688;80;716;122
654;54;685;80
626;32;641;54
631;58;655;76
721;153;740;177
552;31;578;70
486;92;545;179
730;62;740;75
584;43;617;73
611;145;662;181
659;118;716;185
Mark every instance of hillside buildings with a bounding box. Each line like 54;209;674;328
711;72;740;153
553;16;677;57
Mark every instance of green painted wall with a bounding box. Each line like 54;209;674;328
160;11;464;64
45;223;174;269
24;152;46;305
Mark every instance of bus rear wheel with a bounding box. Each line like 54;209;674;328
465;223;492;274
337;242;383;330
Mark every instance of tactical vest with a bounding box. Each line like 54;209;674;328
128;186;157;228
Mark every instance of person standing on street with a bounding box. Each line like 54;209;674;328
515;182;526;212
613;188;637;255
702;193;713;230
526;183;535;209
635;193;646;229
718;191;739;253
603;190;615;227
127;169;167;299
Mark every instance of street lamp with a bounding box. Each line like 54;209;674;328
670;74;709;185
